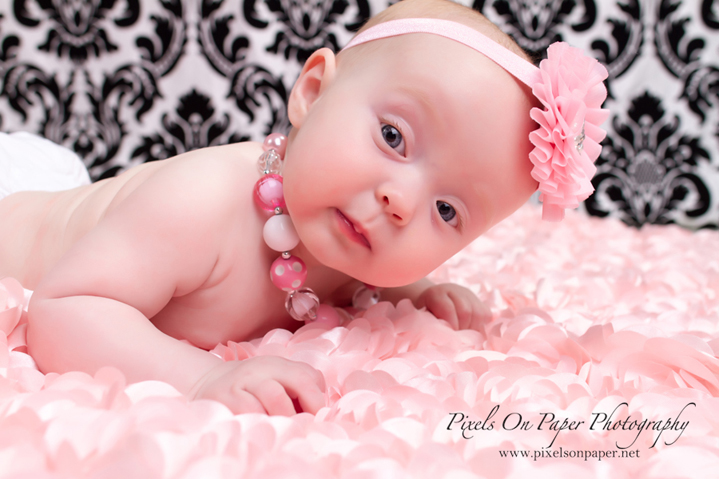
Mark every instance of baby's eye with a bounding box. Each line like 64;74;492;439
381;124;403;151
437;201;458;227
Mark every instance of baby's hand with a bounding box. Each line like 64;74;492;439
416;283;491;330
190;356;326;415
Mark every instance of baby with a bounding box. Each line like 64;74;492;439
0;0;607;416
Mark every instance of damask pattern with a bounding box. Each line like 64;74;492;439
0;0;717;228
585;91;711;226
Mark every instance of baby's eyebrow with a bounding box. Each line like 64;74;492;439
391;84;442;121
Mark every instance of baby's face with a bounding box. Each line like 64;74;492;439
282;34;538;287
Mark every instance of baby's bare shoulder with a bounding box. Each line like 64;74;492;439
155;142;260;194
122;142;263;220
181;141;262;176
118;141;265;269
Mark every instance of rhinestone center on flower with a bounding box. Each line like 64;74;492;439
574;121;586;153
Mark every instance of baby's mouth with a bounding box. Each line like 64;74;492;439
336;210;371;250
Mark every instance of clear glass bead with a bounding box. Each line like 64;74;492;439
352;285;381;310
257;150;282;175
285;287;320;321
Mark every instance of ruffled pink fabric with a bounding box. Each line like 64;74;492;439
529;43;610;222
2;204;719;477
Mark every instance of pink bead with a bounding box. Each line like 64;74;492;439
253;174;285;211
313;304;340;327
270;255;307;292
263;214;300;252
262;133;287;158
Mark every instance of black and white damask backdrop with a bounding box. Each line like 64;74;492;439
0;0;717;228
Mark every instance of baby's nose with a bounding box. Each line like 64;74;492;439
377;184;416;226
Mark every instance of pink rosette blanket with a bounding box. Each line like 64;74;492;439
1;204;718;478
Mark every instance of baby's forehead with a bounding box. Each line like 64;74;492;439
361;40;530;114
343;32;526;92
344;14;529;62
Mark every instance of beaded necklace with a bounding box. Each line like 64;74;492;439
253;134;380;323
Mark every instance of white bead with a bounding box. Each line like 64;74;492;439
263;214;300;252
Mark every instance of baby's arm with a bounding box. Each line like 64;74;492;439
26;153;324;415
382;279;491;330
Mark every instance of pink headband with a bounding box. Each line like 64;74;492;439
343;18;610;221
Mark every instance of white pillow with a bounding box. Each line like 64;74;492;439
0;132;91;198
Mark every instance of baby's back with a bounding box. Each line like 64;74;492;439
0;160;164;289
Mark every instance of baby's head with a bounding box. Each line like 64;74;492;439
280;0;607;287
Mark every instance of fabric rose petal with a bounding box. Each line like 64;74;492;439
529;42;610;221
0;277;28;335
1;201;719;476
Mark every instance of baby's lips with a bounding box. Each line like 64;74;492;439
337;209;372;249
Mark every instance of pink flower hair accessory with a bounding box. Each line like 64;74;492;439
529;42;610;221
343;18;610;221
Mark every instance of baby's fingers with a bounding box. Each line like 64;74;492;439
222;386;265;415
469;299;492;330
295;381;326;414
448;290;474;330
275;366;326;414
245;379;296;416
422;293;458;329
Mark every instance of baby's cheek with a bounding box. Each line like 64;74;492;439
364;252;440;288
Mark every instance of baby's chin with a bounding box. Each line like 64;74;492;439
324;256;429;289
297;231;437;288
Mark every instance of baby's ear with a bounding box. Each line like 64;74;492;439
288;48;337;128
